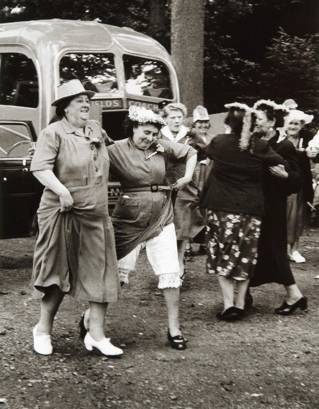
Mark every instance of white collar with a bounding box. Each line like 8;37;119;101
161;125;189;142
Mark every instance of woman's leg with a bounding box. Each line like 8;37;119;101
285;283;304;304
36;285;64;334
88;302;107;341
218;276;235;311
177;239;187;278
235;280;250;310
163;287;181;337
83;302;123;356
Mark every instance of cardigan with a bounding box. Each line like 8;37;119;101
200;133;285;217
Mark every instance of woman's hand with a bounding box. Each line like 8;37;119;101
269;164;288;179
172;176;192;190
58;187;74;212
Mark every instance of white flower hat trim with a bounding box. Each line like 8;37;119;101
128;105;165;126
283;99;298;110
253;99;289;114
224;102;251;112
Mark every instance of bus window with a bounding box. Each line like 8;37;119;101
0;53;38;108
123;55;173;100
60;53;118;93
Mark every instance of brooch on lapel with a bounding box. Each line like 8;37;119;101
145;143;165;160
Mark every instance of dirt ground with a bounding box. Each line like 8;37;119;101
0;228;318;409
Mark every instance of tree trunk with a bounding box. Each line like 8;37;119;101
170;0;205;113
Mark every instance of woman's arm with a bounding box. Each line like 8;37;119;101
251;136;285;166
173;153;197;189
33;170;73;212
270;141;302;194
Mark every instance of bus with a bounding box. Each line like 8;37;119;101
0;19;179;238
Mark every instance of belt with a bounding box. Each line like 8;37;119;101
122;184;171;193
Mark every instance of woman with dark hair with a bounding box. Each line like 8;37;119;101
104;105;196;349
30;79;122;357
200;103;285;321
249;100;307;315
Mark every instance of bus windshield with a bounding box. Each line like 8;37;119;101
59;53;118;94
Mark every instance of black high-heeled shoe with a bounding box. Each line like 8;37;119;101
167;330;188;350
216;306;241;321
79;313;88;340
274;297;308;315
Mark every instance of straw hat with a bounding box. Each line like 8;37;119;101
52;79;95;106
193;105;210;123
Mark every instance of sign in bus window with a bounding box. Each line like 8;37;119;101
60;53;118;94
124;55;173;99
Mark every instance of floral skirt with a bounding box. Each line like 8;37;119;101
206;210;262;280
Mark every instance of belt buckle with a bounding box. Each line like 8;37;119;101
151;184;158;192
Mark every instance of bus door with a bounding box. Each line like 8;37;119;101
0;121;42;239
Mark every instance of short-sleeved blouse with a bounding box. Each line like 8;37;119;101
30;119;119;303
108;138;196;259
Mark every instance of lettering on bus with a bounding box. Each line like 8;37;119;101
128;99;159;111
92;99;123;110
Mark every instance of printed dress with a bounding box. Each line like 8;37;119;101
201;133;285;280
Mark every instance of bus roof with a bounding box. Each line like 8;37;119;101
0;19;170;59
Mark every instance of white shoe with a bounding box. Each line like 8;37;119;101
290;251;306;263
84;332;123;357
32;325;53;355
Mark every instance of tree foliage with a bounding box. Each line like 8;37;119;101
258;28;319;111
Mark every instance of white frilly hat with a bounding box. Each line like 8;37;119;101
192;105;210;123
286;109;314;125
128;105;165;126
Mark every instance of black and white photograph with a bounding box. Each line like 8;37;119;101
0;1;318;408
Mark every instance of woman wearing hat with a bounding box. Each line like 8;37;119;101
249;100;307;315
173;105;210;277
285;109;316;263
200;102;285;321
101;105;196;350
30;79;122;357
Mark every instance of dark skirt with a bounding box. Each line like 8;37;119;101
250;200;296;287
206;210;262;280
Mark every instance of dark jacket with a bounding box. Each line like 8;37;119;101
200;133;285;217
292;132;317;204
